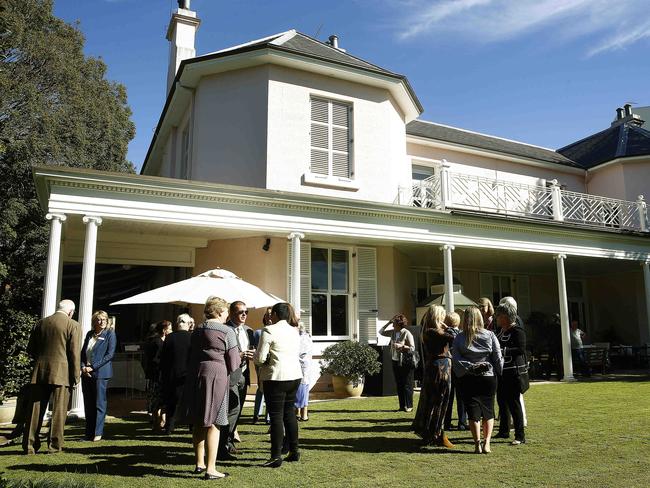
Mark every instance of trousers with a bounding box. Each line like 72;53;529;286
82;377;109;438
23;384;71;453
263;379;300;458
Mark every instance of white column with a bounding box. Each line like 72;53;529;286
637;195;647;232
69;215;102;418
439;160;451;210
288;232;305;313
642;261;650;341
41;213;66;318
554;253;574;381
440;244;455;313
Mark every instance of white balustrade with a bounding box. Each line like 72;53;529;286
397;171;648;233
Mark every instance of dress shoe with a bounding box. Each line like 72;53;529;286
474;441;482;454
435;435;454;449
494;432;509;439
262;457;283;468
457;423;468;431
193;466;206;474
205;472;229;480
93;435;102;442
482;441;491;454
285;450;301;462
217;452;237;461
405;407;413;412
511;439;526;446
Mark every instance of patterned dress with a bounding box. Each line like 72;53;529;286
181;320;240;427
412;327;454;443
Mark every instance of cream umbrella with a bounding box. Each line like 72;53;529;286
110;268;283;309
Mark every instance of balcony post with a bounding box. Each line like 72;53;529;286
551;180;564;222
439;160;450;211
637;195;647;232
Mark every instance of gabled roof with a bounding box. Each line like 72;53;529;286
557;122;650;169
407;120;581;168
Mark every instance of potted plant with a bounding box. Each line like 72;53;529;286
320;340;382;398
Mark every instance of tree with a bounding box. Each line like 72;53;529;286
0;0;136;401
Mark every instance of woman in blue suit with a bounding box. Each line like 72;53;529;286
81;310;117;441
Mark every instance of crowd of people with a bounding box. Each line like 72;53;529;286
8;292;533;481
382;296;529;454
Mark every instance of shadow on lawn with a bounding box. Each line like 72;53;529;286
300;435;476;455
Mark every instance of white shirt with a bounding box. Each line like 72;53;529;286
235;324;250;372
86;336;98;364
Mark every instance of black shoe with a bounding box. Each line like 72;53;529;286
252;416;259;424
285;451;301;462
205;472;229;480
193;466;206;474
262;458;282;468
217;452;237;461
494;432;510;439
458;423;468;431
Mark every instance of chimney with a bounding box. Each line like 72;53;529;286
624;103;633;117
166;1;201;93
616;107;625;120
328;35;339;49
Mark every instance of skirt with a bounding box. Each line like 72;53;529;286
295;383;310;408
459;374;496;421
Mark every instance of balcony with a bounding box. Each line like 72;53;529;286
397;169;649;233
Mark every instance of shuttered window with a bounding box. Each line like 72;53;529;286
310;98;352;178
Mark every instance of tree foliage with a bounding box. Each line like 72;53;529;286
0;0;135;401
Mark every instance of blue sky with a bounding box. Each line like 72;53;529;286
53;0;650;171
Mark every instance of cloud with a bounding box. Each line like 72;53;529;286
393;0;650;56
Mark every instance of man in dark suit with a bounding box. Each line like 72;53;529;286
218;301;255;460
23;299;80;454
160;313;192;434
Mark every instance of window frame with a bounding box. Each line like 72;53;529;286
310;244;353;340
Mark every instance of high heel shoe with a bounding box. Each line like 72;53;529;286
474;441;483;454
482;441;491;454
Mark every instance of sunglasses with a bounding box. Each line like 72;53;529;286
236;310;248;315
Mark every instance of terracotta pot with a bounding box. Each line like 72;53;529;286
331;375;364;398
0;397;17;425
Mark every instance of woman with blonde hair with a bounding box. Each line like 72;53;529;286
412;305;455;447
81;310;116;441
478;297;495;331
452;306;503;454
181;296;240;479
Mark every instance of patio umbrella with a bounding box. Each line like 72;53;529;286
110;268;283;309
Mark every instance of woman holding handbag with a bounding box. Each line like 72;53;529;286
379;314;415;412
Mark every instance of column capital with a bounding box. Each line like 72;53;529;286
439;244;455;251
554;253;567;260
287;232;305;240
82;215;103;226
46;213;67;222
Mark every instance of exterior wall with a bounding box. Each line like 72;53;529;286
377;247;412;326
622;160;650;202
586;163;626;199
407;141;586;191
266;65;410;203
192;236;288;327
191;66;269;187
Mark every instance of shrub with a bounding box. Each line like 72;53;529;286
320;340;382;387
0;310;36;403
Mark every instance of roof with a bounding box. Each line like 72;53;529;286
557;122;650;169
406;120;581;168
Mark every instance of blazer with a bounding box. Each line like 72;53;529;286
254;320;302;382
81;328;117;379
226;320;256;386
160;329;191;385
27;311;81;387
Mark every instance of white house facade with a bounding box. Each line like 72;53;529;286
33;4;650;391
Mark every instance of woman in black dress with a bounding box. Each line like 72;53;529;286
182;296;240;480
144;320;171;431
494;302;527;445
412;305;455;448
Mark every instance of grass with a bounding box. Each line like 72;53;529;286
1;378;649;487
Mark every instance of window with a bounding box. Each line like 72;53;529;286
310;98;352;178
491;274;512;305
311;247;351;338
412;164;435;181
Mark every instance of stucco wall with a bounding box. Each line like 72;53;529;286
266;65;410;202
622;160;650;202
190;66;269;187
407;142;586;191
377;247;412;326
586;163;627;199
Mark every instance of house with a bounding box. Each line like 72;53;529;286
33;4;650;396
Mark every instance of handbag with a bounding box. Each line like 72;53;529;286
400;350;420;369
515;362;530;394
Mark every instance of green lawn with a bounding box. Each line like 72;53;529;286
1;379;650;487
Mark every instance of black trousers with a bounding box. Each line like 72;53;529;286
218;381;240;455
163;379;185;433
263;379;300;459
501;373;525;441
392;360;414;410
444;373;467;428
496;375;510;434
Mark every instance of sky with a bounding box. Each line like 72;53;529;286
52;0;650;171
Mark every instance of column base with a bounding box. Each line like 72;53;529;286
67;408;86;420
560;375;577;382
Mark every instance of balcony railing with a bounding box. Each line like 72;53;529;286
397;166;648;233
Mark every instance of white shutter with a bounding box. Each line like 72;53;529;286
479;273;493;300
515;275;531;322
331;102;350;178
357;247;378;344
288;241;312;333
309;98;351;178
310;99;329;175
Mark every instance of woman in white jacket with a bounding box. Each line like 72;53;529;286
254;302;302;468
